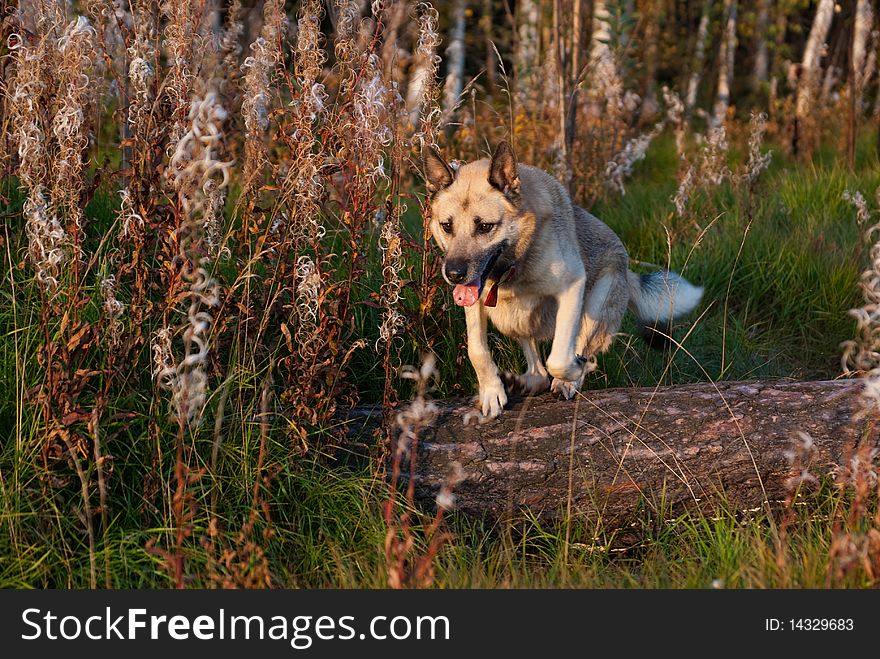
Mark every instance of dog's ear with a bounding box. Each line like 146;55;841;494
422;145;455;194
489;140;520;203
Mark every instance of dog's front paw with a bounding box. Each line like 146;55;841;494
501;371;551;395
546;355;587;382
550;355;594;400
550;377;581;400
477;379;508;419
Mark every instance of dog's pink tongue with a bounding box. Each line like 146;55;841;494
453;284;480;307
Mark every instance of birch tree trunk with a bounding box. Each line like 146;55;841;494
406;53;430;126
515;0;540;103
712;0;737;128
589;0;621;109
795;0;835;134
853;0;874;90
846;0;874;168
685;0;711;114
752;0;771;91
442;0;468;122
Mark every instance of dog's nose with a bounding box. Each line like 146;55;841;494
443;261;469;284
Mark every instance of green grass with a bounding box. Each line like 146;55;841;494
1;132;879;589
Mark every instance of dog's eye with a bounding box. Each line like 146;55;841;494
475;221;496;234
439;221;453;234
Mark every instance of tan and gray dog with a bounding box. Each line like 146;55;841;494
423;141;703;418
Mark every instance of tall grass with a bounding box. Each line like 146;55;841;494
0;1;878;588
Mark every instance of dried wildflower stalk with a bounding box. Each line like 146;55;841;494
202;178;228;260
783;431;819;492
8;10;64;289
219;0;244;90
127;43;155;146
605;120;664;196
294;255;322;358
280;0;327;249
239;0;286;198
842;190;871;232
663;86;687;160
162;0;206;150
151;325;175;380
831;187;880;584
672;165;695;218
100;274;125;343
672;124;732;218
740;111;772;185
841;188;880;414
333;0;362;96
385;354;455;589
377;205;406;348
51;16;99;268
411;3;442;146
606;87;694;196
350;55;393;188
159;93;232;426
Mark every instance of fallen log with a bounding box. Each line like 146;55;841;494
349;379;875;527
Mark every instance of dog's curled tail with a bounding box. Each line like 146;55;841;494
626;269;703;350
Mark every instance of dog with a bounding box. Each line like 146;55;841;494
423;140;704;418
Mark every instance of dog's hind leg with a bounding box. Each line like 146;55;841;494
502;337;551;395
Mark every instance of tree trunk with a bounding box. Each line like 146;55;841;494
853;0;874;94
853;0;873;78
515;0;540;103
770;2;788;99
589;0;617;96
553;0;572;190
481;0;497;96
639;0;660;123
380;0;410;87
568;0;584;133
549;0;586;192
752;0;770;92
405;57;429;127
685;0;711;114
849;2;862;169
374;379;875;527
795;0;835;144
712;0;736;127
442;0;468;122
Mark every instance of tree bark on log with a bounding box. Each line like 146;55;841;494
370;379;874;527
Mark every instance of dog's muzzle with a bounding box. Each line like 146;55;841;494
449;246;513;308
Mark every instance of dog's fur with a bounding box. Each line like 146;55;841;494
423;141;704;418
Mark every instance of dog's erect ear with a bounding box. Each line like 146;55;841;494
423;145;455;194
489;140;520;202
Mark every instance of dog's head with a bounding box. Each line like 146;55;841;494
422;141;526;307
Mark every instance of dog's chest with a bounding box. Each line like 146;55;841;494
486;289;557;340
